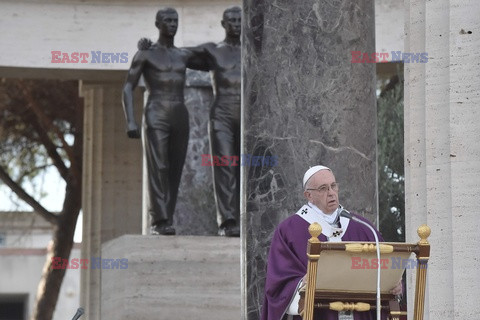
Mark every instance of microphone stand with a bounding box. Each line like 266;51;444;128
339;209;381;320
71;307;84;320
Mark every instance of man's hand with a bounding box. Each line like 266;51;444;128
137;37;153;50
126;122;141;139
390;280;403;296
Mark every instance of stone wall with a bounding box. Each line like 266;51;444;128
404;1;480;319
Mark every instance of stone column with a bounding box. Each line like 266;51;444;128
79;81;143;320
242;1;377;318
404;1;480;319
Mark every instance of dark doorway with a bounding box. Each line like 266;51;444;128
0;295;27;320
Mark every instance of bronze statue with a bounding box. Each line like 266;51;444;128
188;6;242;237
122;7;197;235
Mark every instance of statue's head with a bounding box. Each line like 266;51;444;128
155;7;178;37
222;6;241;37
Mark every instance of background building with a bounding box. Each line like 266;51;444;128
0;212;80;320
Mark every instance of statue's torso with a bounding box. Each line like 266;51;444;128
142;45;191;97
206;43;241;96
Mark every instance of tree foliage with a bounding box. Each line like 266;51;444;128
377;69;405;242
0;78;83;320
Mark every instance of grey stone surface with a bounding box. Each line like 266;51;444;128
101;235;240;320
242;1;377;318
185;69;213;87
175;71;218;236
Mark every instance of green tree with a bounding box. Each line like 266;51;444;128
377;70;405;242
0;78;83;320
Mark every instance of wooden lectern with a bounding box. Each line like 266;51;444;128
299;223;431;320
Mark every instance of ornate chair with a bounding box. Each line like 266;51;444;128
299;224;431;320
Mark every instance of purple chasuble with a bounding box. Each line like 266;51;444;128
261;213;386;320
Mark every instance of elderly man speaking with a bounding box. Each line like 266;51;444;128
261;165;399;320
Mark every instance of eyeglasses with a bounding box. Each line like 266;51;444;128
306;182;339;194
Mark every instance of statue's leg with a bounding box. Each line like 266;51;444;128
143;98;177;235
209;98;240;236
167;102;190;224
143;125;170;226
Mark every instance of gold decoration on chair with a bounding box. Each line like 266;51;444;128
303;222;322;320
345;243;394;254
414;224;431;320
308;222;322;242
329;302;371;312
417;224;431;245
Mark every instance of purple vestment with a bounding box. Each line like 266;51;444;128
261;213;386;320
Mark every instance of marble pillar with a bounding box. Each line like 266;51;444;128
80;81;143;320
404;0;480;319
242;1;377;318
174;70;218;235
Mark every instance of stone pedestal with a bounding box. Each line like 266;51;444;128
101;235;241;320
80;81;143;320
404;1;480;319
242;1;377;318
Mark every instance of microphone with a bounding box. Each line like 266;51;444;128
339;209;354;220
339;208;381;320
71;307;84;320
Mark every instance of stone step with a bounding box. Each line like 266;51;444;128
101;235;241;320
